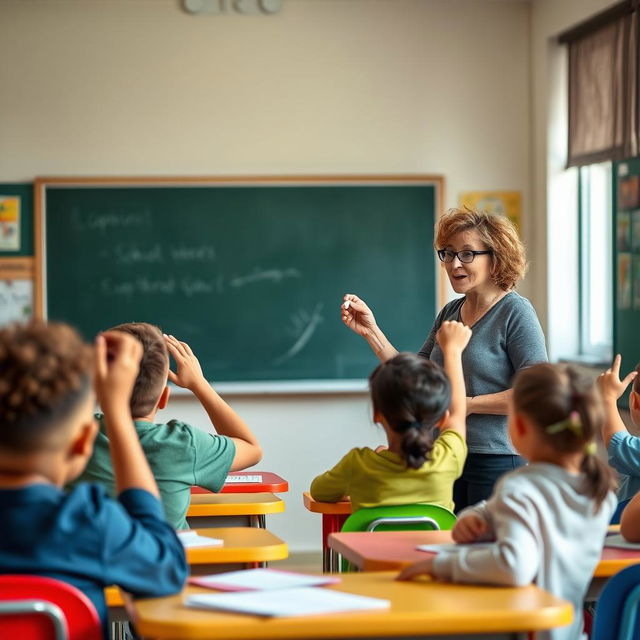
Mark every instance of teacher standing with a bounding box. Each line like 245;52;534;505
342;207;547;511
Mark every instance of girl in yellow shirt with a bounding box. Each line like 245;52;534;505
310;321;470;512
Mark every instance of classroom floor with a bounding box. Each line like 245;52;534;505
277;551;323;573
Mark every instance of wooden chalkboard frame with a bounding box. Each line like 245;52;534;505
34;175;445;392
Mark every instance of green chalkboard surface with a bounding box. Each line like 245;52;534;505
39;178;440;383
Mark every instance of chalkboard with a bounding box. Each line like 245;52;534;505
0;183;33;257
614;159;640;406
36;177;442;384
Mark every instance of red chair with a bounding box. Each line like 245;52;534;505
0;575;101;640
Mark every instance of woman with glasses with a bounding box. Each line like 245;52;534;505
342;207;547;511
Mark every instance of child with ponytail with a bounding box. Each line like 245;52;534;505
310;320;470;513
398;363;617;640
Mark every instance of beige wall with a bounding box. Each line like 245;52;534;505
2;0;532;551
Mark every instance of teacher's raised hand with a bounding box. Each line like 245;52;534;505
341;293;398;362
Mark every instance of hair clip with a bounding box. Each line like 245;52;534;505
584;442;597;456
545;411;582;437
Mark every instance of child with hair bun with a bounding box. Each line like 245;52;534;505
310;320;470;513
398;363;617;640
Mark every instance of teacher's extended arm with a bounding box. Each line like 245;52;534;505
341;293;399;362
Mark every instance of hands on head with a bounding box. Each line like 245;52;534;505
94;330;143;414
164;334;206;392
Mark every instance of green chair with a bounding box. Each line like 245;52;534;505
337;503;456;571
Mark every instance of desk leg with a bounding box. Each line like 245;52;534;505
322;513;348;573
249;514;266;528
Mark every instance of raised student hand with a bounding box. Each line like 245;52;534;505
435;320;472;352
94;331;143;411
451;514;487;544
164;334;206;391
341;293;377;338
597;354;637;401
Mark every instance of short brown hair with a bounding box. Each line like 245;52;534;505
0;321;93;451
109;322;168;417
434;207;527;291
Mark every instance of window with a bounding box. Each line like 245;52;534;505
578;161;613;362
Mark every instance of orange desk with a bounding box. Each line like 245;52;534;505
302;491;351;572
329;530;640;578
132;571;572;640
192;472;288;495
106;527;288;608
187;492;285;528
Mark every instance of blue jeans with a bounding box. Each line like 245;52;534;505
453;453;526;513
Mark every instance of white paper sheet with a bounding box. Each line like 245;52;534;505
185;587;390;617
604;533;640;550
177;531;224;548
417;542;495;554
190;568;340;592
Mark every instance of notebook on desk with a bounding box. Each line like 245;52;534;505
190;568;339;592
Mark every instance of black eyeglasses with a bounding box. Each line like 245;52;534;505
437;249;492;264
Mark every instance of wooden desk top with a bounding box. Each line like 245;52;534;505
106;527;287;608
187;493;285;517
302;491;351;515
329;530;640;577
132;571;572;639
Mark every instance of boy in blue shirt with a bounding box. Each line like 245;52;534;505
75;322;262;529
0;322;187;637
597;354;640;520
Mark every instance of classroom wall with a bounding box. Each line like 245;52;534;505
0;0;532;551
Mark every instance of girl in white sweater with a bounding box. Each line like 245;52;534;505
398;363;617;640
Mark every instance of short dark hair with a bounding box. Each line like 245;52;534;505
0;321;93;452
109;322;168;417
369;352;451;469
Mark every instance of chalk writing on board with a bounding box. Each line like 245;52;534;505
71;208;152;234
114;243;164;265
229;268;301;288
273;303;324;365
171;245;216;262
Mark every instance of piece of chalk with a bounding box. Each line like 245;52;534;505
343;301;351;310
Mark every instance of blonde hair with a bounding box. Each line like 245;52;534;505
434;207;527;291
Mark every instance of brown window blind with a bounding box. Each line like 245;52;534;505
561;2;639;167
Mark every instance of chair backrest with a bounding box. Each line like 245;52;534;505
592;563;640;640
341;503;456;533
0;575;101;640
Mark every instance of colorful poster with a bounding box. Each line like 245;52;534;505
619;175;640;210
618;211;632;251
459;191;522;235
619;253;632;309
0;196;20;251
0;280;32;326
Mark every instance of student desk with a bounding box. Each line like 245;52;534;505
192;472;289;495
105;527;288;607
187;492;285;529
131;571;572;640
329;530;640;581
302;492;351;572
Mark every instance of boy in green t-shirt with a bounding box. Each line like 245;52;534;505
75;322;262;529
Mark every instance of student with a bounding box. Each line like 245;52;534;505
310;320;470;513
0;322;187;638
398;363;617;640
75;322;262;530
596;354;640;522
